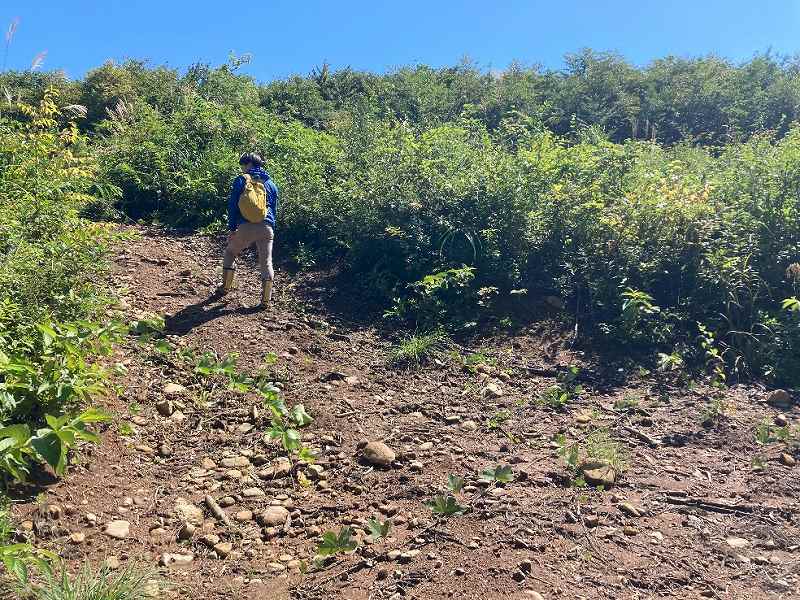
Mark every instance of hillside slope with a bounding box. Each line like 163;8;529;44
11;227;800;600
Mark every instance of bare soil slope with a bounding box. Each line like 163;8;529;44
12;227;800;600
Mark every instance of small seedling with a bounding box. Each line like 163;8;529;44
317;527;358;557
539;366;582;408
479;465;514;483
426;495;467;516
446;474;464;493
486;410;511;430
366;518;391;541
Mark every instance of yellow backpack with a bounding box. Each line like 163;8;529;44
238;174;267;223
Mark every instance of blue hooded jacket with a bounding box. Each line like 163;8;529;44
228;167;279;231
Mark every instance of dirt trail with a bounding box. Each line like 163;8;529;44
11;227;800;599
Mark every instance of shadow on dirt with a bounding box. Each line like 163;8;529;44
165;293;263;336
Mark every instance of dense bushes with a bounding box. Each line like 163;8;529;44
3;53;799;386
0;89;114;482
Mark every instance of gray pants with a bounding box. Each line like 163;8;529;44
223;223;274;281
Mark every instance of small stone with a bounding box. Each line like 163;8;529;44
444;415;461;424
387;550;402;561
399;549;421;563
155;399;174;417
104;556;121;570
580;461;616;487
481;382;503;399
460;420;478;432
523;592;545;600
584;515;600;528
177;523;195;540
199;533;221;547
257;506;290;527
360;441;396;467
618;502;643;517
243;487;265;498
726;537;750;549
159;553;194;567
512;570;526;582
200;458;217;469
221;456;251;468
766;389;792;408
418;441;434;451
213;542;234;558
104;520;130;539
576;413;592;424
235;510;253;522
775;414;789;427
174;501;204;526
650;531;664;543
780;453;796;467
518;559;533;573
158;444;172;457
70;532;86;544
218;496;236;508
409;461;424;472
84;513;97;526
267;562;287;573
163;382;186;396
623;526;638;536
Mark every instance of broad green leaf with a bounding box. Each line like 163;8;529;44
480;465;514;483
154;339;172;354
0;424;31;446
75;407;112;423
298;446;316;463
366;518;391;540
30;433;64;475
317;526;358;556
425;494;467;516
290;404;313;427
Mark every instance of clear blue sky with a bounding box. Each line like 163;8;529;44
2;1;799;82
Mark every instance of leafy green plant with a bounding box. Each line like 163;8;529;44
539;366;582;409
366;518;391;541
479;465;514;483
0;408;110;483
425;494;467;516
316;527;358;557
264;391;315;466
613;394;640;411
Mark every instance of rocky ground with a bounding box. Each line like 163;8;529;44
9;227;800;599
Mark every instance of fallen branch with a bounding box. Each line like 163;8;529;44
622;425;661;447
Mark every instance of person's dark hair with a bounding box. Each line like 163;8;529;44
239;152;263;168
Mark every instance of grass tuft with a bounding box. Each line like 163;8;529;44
17;563;158;600
390;330;448;367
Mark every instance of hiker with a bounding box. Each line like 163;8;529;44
220;152;279;307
